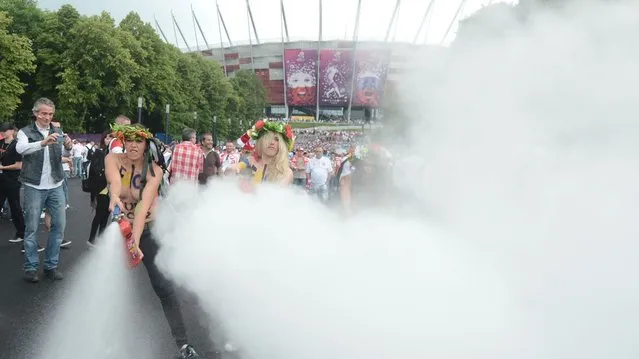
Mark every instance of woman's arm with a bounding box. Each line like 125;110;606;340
280;168;293;186
105;154;124;211
131;163;162;246
0;161;22;170
340;175;352;214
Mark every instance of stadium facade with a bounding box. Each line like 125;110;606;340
162;0;499;121
192;40;440;121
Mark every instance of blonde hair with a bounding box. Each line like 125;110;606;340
256;131;290;183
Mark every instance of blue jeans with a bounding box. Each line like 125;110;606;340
23;185;66;272
63;171;70;205
309;183;329;202
73;157;82;177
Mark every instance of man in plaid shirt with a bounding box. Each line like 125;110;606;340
168;128;203;184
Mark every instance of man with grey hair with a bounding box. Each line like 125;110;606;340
107;115;132;154
168;127;203;184
16;97;73;283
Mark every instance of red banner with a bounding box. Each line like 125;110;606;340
284;49;318;106
352;50;390;107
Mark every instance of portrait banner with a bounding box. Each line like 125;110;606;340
318;49;353;106
352;50;390;107
284;49;318;106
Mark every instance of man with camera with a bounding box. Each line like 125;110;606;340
16;98;73;283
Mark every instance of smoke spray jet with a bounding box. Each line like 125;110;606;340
35;225;156;359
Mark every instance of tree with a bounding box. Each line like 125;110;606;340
32;5;80;100
56;14;140;132
230;69;267;123
0;11;35;120
119;12;183;132
192;54;233;133
0;0;42;38
0;2;264;135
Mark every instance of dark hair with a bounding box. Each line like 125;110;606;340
199;132;214;145
99;130;110;150
182;128;196;141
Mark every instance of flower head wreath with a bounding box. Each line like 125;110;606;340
110;123;153;142
238;119;295;152
347;144;393;166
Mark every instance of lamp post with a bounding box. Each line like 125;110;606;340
137;97;143;124
213;116;217;145
194;111;198;131
165;104;170;143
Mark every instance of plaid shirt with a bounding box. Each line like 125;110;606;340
169;141;203;183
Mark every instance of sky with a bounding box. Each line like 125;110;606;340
38;0;517;49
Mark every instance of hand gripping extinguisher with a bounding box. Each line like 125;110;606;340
112;206;144;267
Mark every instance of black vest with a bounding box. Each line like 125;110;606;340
19;123;64;186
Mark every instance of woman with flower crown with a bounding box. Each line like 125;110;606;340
234;119;294;186
104;123;201;359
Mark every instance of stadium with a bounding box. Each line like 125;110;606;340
153;0;509;123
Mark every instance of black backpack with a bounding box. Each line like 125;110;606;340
82;148;107;193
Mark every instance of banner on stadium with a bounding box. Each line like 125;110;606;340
290;115;315;122
284;49;318;106
318;49;353;106
352;50;391;107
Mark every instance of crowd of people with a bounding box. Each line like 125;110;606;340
2;97;396;359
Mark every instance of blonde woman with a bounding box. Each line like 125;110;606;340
235;120;294;186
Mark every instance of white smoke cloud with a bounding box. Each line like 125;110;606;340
153;181;527;359
407;1;639;358
154;1;639;359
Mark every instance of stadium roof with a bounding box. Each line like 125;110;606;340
161;0;518;51
42;0;517;49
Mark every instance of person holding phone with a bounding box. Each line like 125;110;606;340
16;98;73;283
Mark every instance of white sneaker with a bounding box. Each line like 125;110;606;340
9;237;23;243
224;342;238;352
66;204;70;210
40;212;45;219
23;245;45;253
60;240;72;248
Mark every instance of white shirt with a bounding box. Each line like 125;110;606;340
72;143;83;158
306;156;333;186
16;125;64;190
340;160;353;180
81;145;89;162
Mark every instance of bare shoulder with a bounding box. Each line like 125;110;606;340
283;167;294;185
105;152;125;165
146;162;164;182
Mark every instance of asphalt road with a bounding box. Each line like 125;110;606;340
0;178;224;359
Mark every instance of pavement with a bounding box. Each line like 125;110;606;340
0;178;225;359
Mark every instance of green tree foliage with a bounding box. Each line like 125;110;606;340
0;11;36;119
230;69;267;122
0;0;41;37
0;2;267;136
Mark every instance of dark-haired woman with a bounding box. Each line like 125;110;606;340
105;124;200;359
87;130;110;245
